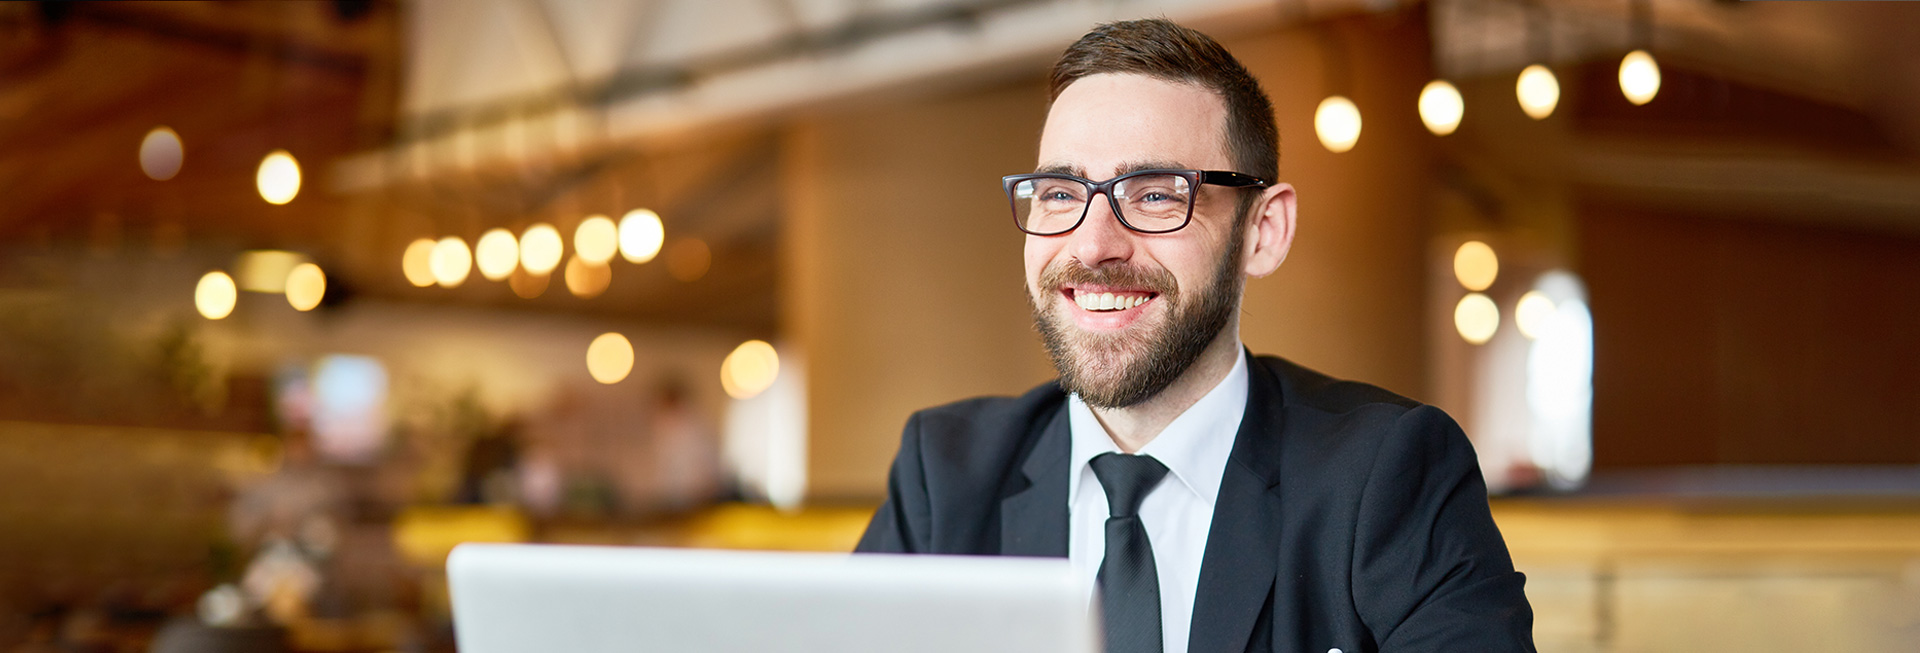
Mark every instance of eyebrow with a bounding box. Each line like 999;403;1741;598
1032;160;1193;178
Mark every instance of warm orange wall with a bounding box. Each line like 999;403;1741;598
784;17;1442;501
782;79;1061;500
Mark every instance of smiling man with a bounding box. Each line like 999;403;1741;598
856;19;1535;653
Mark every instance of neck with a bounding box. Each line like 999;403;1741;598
1089;323;1241;453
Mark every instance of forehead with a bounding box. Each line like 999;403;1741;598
1037;73;1232;177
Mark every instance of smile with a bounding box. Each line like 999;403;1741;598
1066;288;1157;312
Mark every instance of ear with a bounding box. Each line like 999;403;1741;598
1241;182;1296;278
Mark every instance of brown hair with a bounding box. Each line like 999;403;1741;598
1048;19;1279;185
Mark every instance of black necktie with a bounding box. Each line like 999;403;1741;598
1091;452;1170;653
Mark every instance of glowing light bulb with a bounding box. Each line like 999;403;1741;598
1619;49;1661;106
429;236;471;288
1454;293;1499;345
475;229;519;281
619;209;665;264
285;263;326;311
509;268;549;298
721;340;780;400
666;238;711;282
586;332;634;384
1453;241;1499;291
519;223;563;275
574;215;619;264
256;150;302;205
1313;96;1362;153
402;238;437;287
196;271;237;320
140;127;183;181
563;255;611;298
1418;80;1464;136
1516;65;1560;120
1515;290;1557;340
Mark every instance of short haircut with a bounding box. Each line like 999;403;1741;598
1048;19;1279;185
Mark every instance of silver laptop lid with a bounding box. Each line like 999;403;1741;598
448;543;1095;653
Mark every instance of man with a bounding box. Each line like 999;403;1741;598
856;18;1535;653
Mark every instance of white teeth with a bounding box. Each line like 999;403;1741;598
1074;292;1150;311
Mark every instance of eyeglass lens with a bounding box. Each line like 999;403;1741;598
1012;174;1194;234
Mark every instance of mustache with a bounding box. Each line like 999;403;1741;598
1038;260;1177;296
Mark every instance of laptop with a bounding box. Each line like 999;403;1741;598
447;543;1096;653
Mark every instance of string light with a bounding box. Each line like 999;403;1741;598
519;224;563;275
285;263;326;311
563;255;611;298
1454;293;1499;345
402;239;437;287
1516;65;1560;120
430;236;472;288
139;127;183;181
574;215;619;265
585;333;634;384
721;340;780;400
1453;241;1499;291
666;238;711;282
475;229;519;281
256;150;301;205
1619;50;1661;105
1515;290;1556;340
196;271;237;320
1418;81;1464;136
1313;96;1362;153
508;268;550;299
619;209;665;264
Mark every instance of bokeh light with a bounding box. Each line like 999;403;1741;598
195;271;237;320
563;255;611;298
139;126;183;180
586;332;634;384
519;223;563;275
1454;293;1499;345
1418;80;1464;136
285;263;326;311
508;268;549;298
666;238;711;282
1515;290;1556;340
234;250;307;293
1516;64;1560;120
721;340;780;400
573;215;619;265
619;209;665;264
1313;95;1361;153
402;238;437;287
429;236;472;288
1453;241;1499;291
474;228;520;281
1619;49;1662;106
256;150;301;205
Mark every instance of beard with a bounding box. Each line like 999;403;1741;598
1028;226;1245;409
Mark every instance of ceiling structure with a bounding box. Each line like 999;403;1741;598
4;0;1919;330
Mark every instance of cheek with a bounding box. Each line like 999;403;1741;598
1023;238;1057;290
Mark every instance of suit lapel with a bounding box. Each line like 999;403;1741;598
999;404;1070;557
1188;355;1287;653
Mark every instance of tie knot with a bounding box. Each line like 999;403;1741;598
1089;452;1169;518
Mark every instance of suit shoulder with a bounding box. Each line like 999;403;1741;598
1254;354;1422;416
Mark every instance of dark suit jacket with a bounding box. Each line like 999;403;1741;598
856;353;1535;653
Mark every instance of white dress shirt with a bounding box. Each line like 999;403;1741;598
1067;347;1249;653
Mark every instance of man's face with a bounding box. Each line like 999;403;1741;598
1026;73;1247;408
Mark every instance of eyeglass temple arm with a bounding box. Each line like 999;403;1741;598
1198;170;1268;188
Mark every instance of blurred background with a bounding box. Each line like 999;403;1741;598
2;0;1918;651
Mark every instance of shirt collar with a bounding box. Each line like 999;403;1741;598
1066;347;1249;508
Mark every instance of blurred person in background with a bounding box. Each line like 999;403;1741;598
858;19;1533;653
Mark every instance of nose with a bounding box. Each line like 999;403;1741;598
1063;193;1135;268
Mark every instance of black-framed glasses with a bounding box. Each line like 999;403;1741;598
1002;169;1268;236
